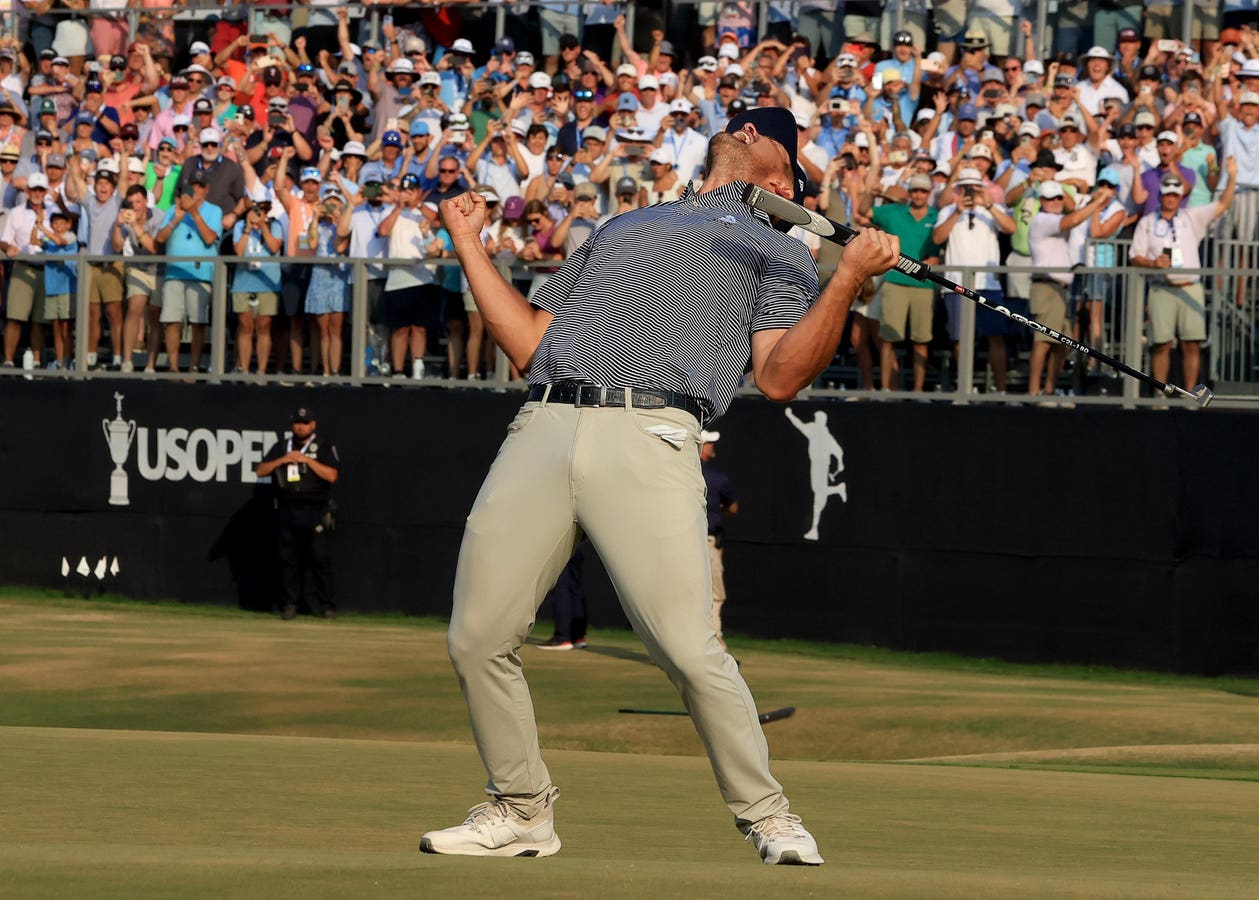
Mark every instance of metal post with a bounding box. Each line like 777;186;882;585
350;259;367;379
1181;3;1194;50
956;275;976;395
1123;267;1144;406
209;255;228;380
73;250;90;375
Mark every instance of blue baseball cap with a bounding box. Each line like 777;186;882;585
409;119;430;136
958;103;979;121
360;162;386;184
299;166;321;182
1096;166;1120;187
616;92;639;112
382;129;403;147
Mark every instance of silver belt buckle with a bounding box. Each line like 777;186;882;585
574;384;606;407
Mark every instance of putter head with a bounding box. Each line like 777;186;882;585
1189;384;1214;408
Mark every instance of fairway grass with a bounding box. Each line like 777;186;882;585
5;726;1259;900
3;596;1259;897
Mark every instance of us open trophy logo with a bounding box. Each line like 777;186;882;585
102;392;137;506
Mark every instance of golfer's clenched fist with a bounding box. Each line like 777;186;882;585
440;192;487;243
843;227;901;284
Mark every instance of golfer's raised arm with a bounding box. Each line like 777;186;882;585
440;192;554;373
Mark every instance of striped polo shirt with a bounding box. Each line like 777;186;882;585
529;180;820;421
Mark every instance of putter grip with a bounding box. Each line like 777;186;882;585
744;185;929;281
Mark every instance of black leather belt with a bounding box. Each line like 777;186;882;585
528;380;709;423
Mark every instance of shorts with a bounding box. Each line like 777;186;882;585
1143;4;1219;41
232;291;279;316
125;265;156;298
385;283;440;332
977;292;1028;339
1083;273;1115;304
965;8;1018;57
538;7;582;56
442;287;468;323
52;18;90;57
697;2;718;27
5;261;44;322
878;282;934;343
1028;280;1070;344
41;292;71;321
462;289;478;314
1005;250;1032;299
160;279;211;325
88;261;124;306
281;263;312;317
1147;282;1207;345
932;0;969;41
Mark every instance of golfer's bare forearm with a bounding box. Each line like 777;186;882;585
754;267;865;400
451;234;552;371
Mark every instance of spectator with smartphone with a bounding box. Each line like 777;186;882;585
1025;181;1112;397
933;166;1019;393
155;169;222;374
1129;162;1238;396
466;120;528;205
230;199;283;374
109;183;161;372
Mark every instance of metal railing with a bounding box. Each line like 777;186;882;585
5;247;1259;411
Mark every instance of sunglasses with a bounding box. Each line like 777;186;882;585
526;216;542;224
174;125;188;131
36;139;52;146
187;77;205;84
201;141;219;147
439;167;459;174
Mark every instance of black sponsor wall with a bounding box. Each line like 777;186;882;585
1;381;1255;673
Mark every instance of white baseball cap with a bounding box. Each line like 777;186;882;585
127;156;145;174
199;127;222;144
1039;180;1065;199
419;71;441;87
451;38;474;55
967;143;993;159
27;172;49;189
1156;130;1179;144
954;166;984;186
1017;121;1041;137
1082;46;1112;60
1241;91;1259;105
515;51;535;67
96;157;121;176
1023;59;1045;76
718;44;739;60
342;140;367;157
697;55;719;73
648;147;674;165
189;41;211;56
529;71;552;90
638;74;659;90
615;63;637;78
388;57;415;75
1241;59;1259;78
669;98;693;114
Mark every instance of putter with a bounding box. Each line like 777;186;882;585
744;185;1214;408
619;706;796;724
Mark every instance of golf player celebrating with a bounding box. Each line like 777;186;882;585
425;107;899;865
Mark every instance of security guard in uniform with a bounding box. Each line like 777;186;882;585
255;406;340;619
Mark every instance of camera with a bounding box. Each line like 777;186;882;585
829;98;849;114
981;129;994;141
268;110;286;127
625;144;644;159
982;88;1000;100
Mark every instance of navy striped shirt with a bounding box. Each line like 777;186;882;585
529;180;820;420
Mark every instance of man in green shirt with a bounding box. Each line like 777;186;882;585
869;173;940;391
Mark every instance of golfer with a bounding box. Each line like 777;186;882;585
424;107;899;865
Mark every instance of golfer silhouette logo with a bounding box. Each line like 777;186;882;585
785;407;847;541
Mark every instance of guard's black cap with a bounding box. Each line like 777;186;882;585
724;106;807;204
293;407;315;422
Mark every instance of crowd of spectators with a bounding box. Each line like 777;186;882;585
0;2;1256;394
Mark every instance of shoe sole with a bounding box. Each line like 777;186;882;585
419;835;561;858
763;849;824;866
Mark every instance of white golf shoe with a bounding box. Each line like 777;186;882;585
420;789;561;858
743;812;825;865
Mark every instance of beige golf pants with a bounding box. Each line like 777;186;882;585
447;399;789;827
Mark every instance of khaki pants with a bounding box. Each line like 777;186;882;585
448;400;788;826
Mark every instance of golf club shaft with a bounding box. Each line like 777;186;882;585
744;185;1213;407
